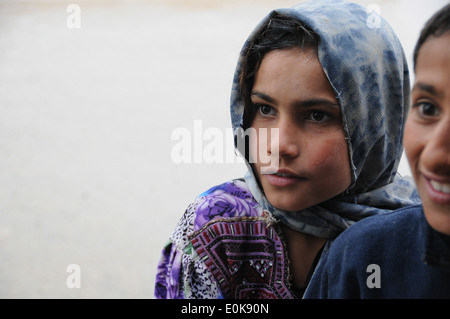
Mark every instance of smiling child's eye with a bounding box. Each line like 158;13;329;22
416;102;440;118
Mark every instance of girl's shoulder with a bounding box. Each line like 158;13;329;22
194;178;263;227
170;179;264;249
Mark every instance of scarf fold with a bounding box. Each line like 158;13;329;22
245;171;419;238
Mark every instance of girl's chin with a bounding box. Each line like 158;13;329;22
266;196;306;212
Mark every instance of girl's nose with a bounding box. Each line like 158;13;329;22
268;117;300;159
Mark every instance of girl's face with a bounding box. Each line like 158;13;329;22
250;48;351;212
404;32;450;235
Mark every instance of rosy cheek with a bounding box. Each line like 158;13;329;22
310;139;348;169
307;138;352;192
310;147;334;168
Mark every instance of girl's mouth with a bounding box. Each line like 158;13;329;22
264;169;304;187
274;172;296;177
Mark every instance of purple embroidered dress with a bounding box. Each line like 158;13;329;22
155;0;420;299
156;179;292;299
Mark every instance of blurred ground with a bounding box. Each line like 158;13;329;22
0;0;447;298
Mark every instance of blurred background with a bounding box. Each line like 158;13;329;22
0;0;447;298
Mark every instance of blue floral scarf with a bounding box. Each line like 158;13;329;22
230;0;420;238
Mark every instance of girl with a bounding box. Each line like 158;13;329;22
304;3;450;298
155;0;419;299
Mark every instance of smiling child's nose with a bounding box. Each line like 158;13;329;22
423;117;450;175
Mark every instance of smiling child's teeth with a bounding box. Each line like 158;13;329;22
430;180;450;194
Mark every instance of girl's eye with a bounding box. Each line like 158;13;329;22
258;104;276;117
307;110;331;123
416;102;439;118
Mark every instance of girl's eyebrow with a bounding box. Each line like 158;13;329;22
413;82;443;99
294;99;340;108
251;90;339;108
251;91;276;104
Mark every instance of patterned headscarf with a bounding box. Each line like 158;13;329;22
230;0;420;238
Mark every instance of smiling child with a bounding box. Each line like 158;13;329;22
304;3;450;299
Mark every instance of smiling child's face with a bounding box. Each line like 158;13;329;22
404;32;450;235
249;48;351;212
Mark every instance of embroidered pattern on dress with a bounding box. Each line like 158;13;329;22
183;252;222;298
190;219;293;299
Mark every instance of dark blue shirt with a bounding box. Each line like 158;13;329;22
304;205;450;298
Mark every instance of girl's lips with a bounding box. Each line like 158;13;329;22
424;176;450;205
264;172;304;187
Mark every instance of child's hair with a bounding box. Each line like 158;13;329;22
239;14;320;129
413;3;450;70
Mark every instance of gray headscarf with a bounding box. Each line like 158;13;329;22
230;0;420;238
